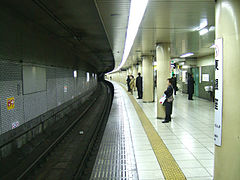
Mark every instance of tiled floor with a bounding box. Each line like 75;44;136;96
132;87;215;180
92;82;215;180
121;83;165;180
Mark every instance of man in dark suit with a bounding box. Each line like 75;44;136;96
187;73;195;100
171;74;177;95
136;73;143;99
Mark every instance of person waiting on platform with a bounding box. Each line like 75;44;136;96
171;74;177;95
129;75;135;95
187;73;195;100
136;73;143;99
162;78;174;123
126;75;131;92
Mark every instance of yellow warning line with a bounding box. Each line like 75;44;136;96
120;85;186;180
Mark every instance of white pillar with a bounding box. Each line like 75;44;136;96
156;43;171;118
133;65;138;79
142;56;154;102
214;1;240;179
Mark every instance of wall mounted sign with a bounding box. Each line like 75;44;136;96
202;74;209;82
7;97;15;110
12;121;19;129
64;86;68;93
214;38;223;146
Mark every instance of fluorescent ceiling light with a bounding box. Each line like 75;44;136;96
172;58;182;62
199;20;208;30
209;44;216;48
153;61;157;66
113;0;149;72
180;52;194;58
199;28;209;35
193;19;208;31
209;26;215;31
182;65;189;69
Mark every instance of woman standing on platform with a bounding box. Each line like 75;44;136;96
129;75;135;95
162;78;174;123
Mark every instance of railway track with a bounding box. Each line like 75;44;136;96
1;81;114;180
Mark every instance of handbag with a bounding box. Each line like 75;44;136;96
167;95;174;102
159;94;166;104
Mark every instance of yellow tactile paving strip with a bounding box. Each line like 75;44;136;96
121;85;186;180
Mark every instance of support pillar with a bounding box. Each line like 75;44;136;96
142;56;154;102
156;43;171;118
122;70;127;84
214;1;240;179
138;62;142;74
133;65;138;79
127;67;132;76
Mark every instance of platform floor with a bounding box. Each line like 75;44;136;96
91;82;215;180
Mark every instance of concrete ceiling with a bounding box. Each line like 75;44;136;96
96;0;215;70
1;0;115;73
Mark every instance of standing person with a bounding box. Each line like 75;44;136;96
136;73;143;99
129;75;135;95
162;78;174;123
187;73;195;100
171;74;177;95
126;75;131;92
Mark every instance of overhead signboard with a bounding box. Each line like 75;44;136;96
214;38;223;146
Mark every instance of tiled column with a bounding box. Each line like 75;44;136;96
128;67;133;75
116;72;120;82
122;70;127;84
132;65;138;79
214;1;240;179
156;43;171;118
138;62;142;74
142;55;154;102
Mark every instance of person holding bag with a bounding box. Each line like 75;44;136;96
162;78;174;123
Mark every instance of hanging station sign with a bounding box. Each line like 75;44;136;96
214;38;223;146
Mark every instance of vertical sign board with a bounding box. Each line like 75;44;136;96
64;86;68;93
214;38;223;146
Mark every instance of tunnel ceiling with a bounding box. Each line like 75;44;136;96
96;0;216;70
2;0;115;73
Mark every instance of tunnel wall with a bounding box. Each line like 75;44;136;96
0;59;97;135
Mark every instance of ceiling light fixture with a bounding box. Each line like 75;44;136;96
114;0;149;72
180;52;194;58
199;28;209;36
209;26;215;31
193;19;208;31
182;65;189;69
209;44;216;48
153;61;157;66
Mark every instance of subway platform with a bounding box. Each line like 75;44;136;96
90;81;214;180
